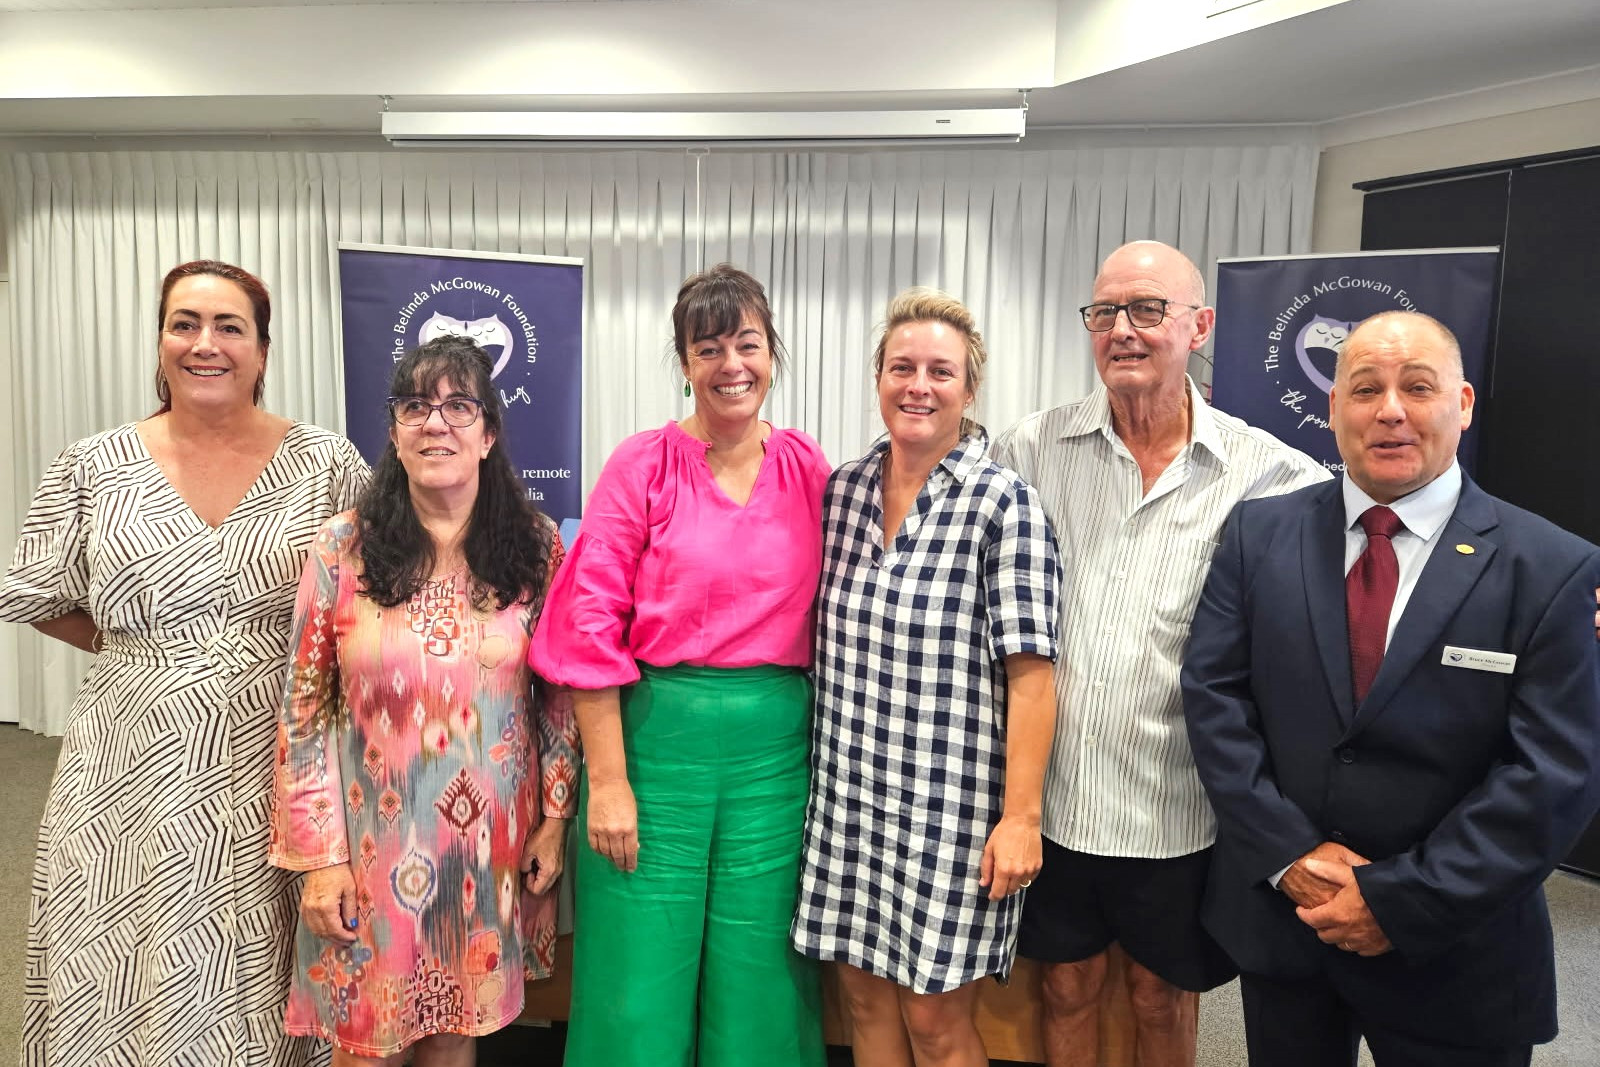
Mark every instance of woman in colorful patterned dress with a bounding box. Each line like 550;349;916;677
793;288;1061;1067
269;335;576;1066
0;259;369;1066
529;264;830;1067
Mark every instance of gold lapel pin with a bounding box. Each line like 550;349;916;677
1455;544;1476;555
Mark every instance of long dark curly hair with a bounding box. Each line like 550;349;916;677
356;336;551;611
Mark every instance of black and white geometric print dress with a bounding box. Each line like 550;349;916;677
791;431;1060;993
0;422;369;1067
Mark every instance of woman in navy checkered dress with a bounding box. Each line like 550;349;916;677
793;289;1061;1064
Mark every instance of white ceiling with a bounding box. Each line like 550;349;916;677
1;0;1597;141
1032;0;1600;127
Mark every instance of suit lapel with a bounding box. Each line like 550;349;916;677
1301;484;1356;726
1349;478;1500;735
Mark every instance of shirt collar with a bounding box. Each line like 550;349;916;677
1186;379;1229;464
1342;461;1462;540
1058;376;1227;464
870;425;991;482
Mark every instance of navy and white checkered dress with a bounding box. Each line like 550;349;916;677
792;431;1060;993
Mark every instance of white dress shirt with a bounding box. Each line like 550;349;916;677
1342;461;1463;649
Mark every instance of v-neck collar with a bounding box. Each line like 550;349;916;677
665;419;774;510
132;420;298;531
870;428;990;558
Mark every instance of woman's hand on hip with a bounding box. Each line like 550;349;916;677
586;777;640;873
979;812;1043;901
302;862;360;942
522;816;569;895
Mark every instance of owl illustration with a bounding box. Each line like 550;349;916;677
418;311;515;378
1294;314;1353;395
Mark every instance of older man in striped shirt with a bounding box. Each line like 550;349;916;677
993;240;1329;1067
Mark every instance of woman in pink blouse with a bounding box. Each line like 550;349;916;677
529;264;829;1067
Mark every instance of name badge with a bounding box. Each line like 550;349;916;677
1441;645;1516;674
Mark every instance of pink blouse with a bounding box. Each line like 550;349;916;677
528;421;831;689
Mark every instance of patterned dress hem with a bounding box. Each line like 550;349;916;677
288;994;528;1059
267;852;350;872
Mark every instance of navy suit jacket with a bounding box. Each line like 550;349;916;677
1181;474;1600;1048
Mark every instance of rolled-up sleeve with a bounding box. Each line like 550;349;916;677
984;480;1061;662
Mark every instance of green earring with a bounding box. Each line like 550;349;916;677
683;380;691;398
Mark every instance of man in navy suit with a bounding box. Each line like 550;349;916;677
1181;310;1600;1066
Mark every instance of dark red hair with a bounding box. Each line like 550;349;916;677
155;260;272;410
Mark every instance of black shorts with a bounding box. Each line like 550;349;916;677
1017;838;1237;992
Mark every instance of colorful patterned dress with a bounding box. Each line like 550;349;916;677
269;511;577;1058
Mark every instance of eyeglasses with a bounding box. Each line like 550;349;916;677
386;396;485;427
1079;299;1200;332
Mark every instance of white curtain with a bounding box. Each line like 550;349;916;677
0;140;1318;733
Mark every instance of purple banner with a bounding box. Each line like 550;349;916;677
337;244;584;525
1212;249;1498;475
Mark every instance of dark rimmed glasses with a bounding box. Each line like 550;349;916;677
1079;298;1200;332
386;395;485;427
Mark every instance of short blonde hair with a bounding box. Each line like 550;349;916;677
872;287;988;396
871;288;988;440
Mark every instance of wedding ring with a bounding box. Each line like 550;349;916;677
1019;879;1033;888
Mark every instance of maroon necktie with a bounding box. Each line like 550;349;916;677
1346;505;1404;703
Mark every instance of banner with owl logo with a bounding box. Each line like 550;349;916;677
337;243;584;526
1211;248;1498;474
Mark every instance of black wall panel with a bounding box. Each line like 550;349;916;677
1360;171;1509;252
1360;152;1600;879
1483;157;1600;545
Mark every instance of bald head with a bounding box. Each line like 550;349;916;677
1335;311;1463;384
1330;309;1474;503
1095;241;1206;306
1086;240;1216;404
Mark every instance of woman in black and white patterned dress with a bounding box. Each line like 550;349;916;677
793;288;1061;1066
0;261;369;1066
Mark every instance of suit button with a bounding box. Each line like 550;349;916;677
1330;830;1348;844
1338;748;1355;764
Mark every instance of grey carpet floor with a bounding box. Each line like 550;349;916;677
1197;867;1600;1065
1;723;1596;1065
0;725;57;1065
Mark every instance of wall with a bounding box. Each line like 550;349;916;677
1313;95;1600;252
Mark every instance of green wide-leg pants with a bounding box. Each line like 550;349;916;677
564;663;825;1067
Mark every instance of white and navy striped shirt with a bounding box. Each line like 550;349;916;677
993;378;1329;858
